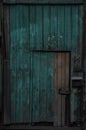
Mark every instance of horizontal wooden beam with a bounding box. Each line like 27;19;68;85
3;0;83;4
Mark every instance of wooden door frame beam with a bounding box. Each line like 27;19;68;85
3;0;83;5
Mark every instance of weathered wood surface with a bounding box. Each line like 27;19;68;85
3;6;11;124
54;53;70;126
3;4;83;124
3;0;83;4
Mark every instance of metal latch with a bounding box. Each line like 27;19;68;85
58;88;70;95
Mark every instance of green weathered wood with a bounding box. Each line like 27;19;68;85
78;6;83;67
51;6;58;50
36;6;42;50
21;6;30;122
3;0;83;4
8;5;83;124
10;5;17;123
64;6;71;50
32;53;40;122
43;6;50;49
39;53;46;121
57;6;64;50
47;53;54;122
71;5;78;71
10;5;31;123
16;5;23;122
51;7;55;49
29;6;36;50
70;6;83;122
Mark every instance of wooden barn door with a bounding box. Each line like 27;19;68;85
32;52;70;126
54;52;70;126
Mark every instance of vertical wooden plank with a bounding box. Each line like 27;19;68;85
58;53;62;127
3;5;11;124
30;51;33;123
57;6;64;50
29;6;36;123
65;53;69;92
43;53;47;121
64;6;71;50
29;6;36;122
43;6;54;122
47;53;54;122
54;53;58;126
51;6;55;49
13;5;18;122
43;6;53;122
65;53;70;125
36;6;42;50
29;5;36;50
54;52;70;126
71;89;75;122
32;53;40;122
43;6;50;49
10;5;19;123
54;6;58;49
39;52;42;121
16;5;23;122
10;6;15;123
39;53;47;121
61;53;65;126
31;7;42;122
54;53;62;126
21;6;30;123
71;6;79;122
78;5;83;68
50;6;58;49
57;7;61;50
10;5;31;123
72;5;79;67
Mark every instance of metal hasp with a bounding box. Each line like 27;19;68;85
58;88;70;95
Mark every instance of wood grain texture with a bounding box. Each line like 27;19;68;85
54;53;58;126
3;0;83;4
54;53;62;126
54;52;70;126
61;53;65;126
4;4;83;124
3;6;11;124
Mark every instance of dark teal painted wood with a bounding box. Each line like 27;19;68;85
32;53;40;122
47;53;54;122
9;5;83;123
70;5;83;123
43;6;50;49
72;6;79;68
3;0;83;4
64;6;71;50
58;6;65;50
39;53;47;121
78;6;83;68
10;5;31;123
10;5;16;122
